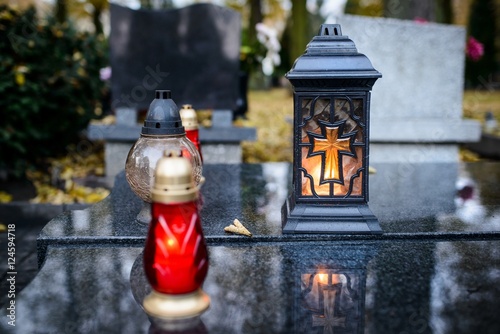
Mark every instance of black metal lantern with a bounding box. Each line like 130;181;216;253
282;24;382;234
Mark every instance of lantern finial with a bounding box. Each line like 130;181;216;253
320;24;342;36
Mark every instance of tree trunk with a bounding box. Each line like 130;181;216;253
383;0;434;21
435;0;453;23
248;0;263;47
383;0;410;19
55;0;67;24
290;0;308;64
93;6;103;35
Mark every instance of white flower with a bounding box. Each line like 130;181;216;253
255;23;281;76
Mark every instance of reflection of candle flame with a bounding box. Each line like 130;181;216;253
317;273;329;284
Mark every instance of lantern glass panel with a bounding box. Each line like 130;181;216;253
298;94;366;199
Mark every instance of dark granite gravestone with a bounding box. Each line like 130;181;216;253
88;4;254;176
110;3;241;111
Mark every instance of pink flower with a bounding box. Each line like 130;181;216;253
414;17;428;24
99;66;111;81
466;36;484;62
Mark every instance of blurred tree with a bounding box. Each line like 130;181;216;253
140;0;174;9
289;0;308;65
55;0;67;23
53;0;109;35
248;0;263;48
345;0;383;16
0;5;107;178
436;0;453;23
382;0;454;22
88;0;108;35
465;0;496;87
383;0;430;20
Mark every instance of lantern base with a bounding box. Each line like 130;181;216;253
143;289;210;331
282;198;382;234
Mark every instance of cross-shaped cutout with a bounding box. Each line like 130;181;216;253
307;122;356;184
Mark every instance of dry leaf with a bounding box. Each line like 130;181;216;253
224;218;252;237
0;191;13;203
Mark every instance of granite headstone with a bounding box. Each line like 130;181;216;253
110;3;241;111
335;15;480;163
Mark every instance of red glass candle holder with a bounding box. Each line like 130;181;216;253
180;104;203;162
144;200;208;294
142;151;210;330
186;128;203;162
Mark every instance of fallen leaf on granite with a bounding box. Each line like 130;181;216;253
224;218;252;237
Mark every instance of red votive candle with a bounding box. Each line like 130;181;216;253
142;150;210;329
144;200;208;294
180;104;203;162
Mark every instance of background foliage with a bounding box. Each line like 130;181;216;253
465;0;497;87
0;5;107;178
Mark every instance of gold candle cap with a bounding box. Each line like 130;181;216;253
179;104;199;130
152;150;197;204
143;289;210;330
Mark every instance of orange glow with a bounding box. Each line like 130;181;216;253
310;126;353;182
298;97;366;198
166;238;176;247
317;273;329;284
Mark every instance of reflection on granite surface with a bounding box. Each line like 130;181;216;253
18;162;499;333
287;243;376;334
39;163;500;250
3;238;500;333
369;162;457;228
431;240;500;333
7;247;148;333
436;162;500;232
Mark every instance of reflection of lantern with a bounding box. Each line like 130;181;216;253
143;151;209;330
125;90;202;223
282;24;382;234
300;269;364;333
284;242;377;333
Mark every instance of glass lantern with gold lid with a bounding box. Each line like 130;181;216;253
126;90;202;223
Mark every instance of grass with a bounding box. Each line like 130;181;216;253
463;89;500;125
238;88;294;163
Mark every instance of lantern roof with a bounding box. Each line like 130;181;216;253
142;90;185;136
286;24;381;90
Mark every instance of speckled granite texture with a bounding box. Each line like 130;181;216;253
2;162;499;333
37;162;500;263
3;239;500;333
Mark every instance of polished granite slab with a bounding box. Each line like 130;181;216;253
37;162;500;264
2;162;500;333
2;238;500;333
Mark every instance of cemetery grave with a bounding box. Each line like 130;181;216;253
1;7;500;334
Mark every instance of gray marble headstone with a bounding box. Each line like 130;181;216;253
335;15;480;162
110;3;241;111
